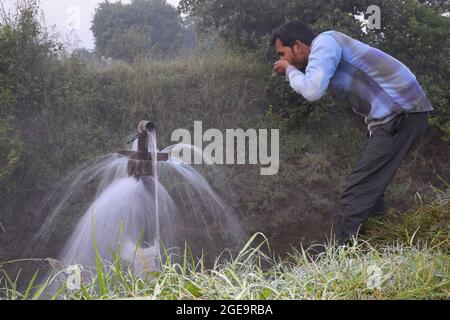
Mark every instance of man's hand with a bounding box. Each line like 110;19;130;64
273;60;291;76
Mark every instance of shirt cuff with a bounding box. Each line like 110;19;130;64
285;65;299;80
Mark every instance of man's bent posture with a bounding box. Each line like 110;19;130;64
271;21;433;244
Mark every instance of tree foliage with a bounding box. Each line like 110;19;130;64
0;0;61;120
92;0;184;61
178;0;372;49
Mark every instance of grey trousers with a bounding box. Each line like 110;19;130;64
336;112;429;244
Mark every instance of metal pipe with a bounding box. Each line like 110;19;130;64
118;121;169;177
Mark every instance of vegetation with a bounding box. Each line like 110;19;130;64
92;0;190;61
0;0;448;299
1;188;448;300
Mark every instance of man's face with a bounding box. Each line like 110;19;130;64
275;39;308;70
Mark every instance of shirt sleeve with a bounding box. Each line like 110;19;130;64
286;34;342;102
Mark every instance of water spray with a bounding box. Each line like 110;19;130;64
36;120;244;281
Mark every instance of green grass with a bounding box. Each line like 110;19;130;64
363;186;449;250
2;237;447;300
1;189;448;300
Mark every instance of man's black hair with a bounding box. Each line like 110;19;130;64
271;21;317;47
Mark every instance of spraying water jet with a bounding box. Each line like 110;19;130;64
34;120;245;282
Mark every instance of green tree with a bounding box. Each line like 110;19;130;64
178;0;370;49
0;0;61;119
92;0;184;61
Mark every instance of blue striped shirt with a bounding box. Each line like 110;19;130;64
286;31;433;134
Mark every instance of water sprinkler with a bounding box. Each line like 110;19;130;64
118;121;169;177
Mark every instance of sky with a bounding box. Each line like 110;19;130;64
3;0;181;49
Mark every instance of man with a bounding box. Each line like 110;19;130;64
271;21;433;244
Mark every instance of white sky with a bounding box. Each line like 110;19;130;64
3;0;181;49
